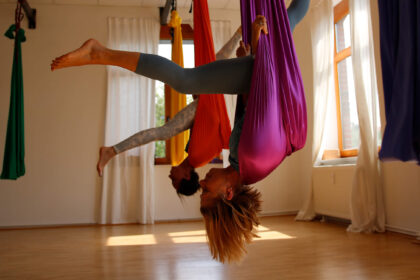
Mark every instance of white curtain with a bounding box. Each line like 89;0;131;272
296;0;334;220
210;20;236;168
100;17;160;225
347;0;384;233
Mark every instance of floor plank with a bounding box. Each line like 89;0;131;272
0;216;419;280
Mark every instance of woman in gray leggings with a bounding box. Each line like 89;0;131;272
51;0;309;263
51;0;309;194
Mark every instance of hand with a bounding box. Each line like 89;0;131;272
251;15;268;55
236;40;251;57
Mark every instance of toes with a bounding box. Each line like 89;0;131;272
96;163;103;177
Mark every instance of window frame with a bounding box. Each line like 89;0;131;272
324;0;358;160
155;24;194;165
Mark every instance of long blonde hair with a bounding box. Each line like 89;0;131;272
200;185;262;263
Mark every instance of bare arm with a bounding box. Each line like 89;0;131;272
215;27;242;60
113;99;198;154
287;0;310;32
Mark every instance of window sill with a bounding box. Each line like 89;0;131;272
314;156;357;167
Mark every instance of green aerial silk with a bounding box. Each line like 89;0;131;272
1;24;26;180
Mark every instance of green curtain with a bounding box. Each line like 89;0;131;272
1;24;26;180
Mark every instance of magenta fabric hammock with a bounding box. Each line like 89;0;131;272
238;0;307;184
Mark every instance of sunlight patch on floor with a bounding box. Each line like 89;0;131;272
168;230;206;237
107;234;157;246
171;235;208;243
255;231;295;240
106;226;294;246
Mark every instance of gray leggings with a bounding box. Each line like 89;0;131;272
135;54;254;95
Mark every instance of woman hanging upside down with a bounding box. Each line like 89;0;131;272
96;28;243;197
51;0;309;263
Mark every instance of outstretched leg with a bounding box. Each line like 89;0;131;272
51;39;140;72
52;39;254;95
96;99;198;176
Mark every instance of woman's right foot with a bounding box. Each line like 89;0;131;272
51;39;106;71
97;146;116;177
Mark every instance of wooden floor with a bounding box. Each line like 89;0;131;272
1;216;419;280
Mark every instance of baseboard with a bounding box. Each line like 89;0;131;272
154;217;202;223
3;214;418;239
319;215;351;225
155;211;299;223
0;211;300;230
317;215;419;238
259;211;299;217
385;225;420;237
0;223;98;230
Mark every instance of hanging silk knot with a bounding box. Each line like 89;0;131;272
4;24;16;39
168;10;182;28
4;24;26;42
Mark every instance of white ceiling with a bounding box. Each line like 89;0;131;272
17;0;240;10
5;0;295;11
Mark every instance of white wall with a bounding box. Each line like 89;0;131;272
0;3;305;227
155;155;304;221
291;14;314;217
0;4;160;226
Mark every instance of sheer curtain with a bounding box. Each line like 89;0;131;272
347;0;384;232
99;17;160;225
210;20;236;168
296;0;334;220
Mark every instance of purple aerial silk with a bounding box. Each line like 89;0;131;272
238;0;307;184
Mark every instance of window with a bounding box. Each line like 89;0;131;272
322;0;359;160
333;0;359;158
321;0;382;161
155;24;194;164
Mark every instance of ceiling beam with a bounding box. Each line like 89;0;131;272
159;0;171;25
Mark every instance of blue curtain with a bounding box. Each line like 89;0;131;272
378;0;420;164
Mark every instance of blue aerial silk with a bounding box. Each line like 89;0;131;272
378;0;420;164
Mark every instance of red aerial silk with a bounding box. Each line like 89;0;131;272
238;0;307;184
187;0;232;168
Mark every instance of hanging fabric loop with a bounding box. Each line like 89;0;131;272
1;23;26;180
167;10;189;166
187;0;231;168
237;0;307;184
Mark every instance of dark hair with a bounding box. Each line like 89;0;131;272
177;169;200;196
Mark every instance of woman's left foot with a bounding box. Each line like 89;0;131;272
51;39;106;71
97;146;116;177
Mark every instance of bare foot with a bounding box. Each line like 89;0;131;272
51;39;106;71
97;146;116;177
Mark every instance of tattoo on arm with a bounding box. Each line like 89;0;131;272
215;31;242;60
113;100;198;154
